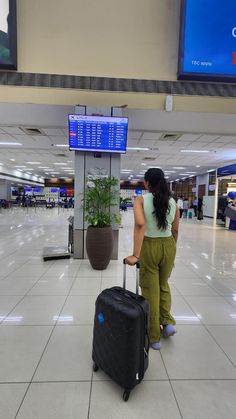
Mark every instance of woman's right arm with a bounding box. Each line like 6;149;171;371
125;196;145;266
172;206;180;242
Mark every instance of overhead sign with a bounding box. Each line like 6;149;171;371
217;164;236;177
178;0;236;82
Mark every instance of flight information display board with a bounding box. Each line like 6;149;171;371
68;115;128;154
178;0;236;82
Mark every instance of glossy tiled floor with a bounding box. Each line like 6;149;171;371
1;207;236;419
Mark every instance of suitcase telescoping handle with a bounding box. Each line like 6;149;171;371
123;259;139;295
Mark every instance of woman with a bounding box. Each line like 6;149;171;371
125;168;179;350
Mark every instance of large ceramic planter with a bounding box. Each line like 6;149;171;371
86;225;114;270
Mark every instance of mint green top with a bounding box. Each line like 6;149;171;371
143;194;176;238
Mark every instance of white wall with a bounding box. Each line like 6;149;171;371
203;196;215;218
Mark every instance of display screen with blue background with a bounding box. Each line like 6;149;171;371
68;115;128;154
217;163;236;177
178;0;236;81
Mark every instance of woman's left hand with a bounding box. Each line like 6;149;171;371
125;255;139;266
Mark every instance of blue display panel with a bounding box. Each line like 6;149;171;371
68;115;128;154
178;0;236;82
217;164;236;177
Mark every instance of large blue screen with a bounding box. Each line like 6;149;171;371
178;0;236;81
68;115;128;154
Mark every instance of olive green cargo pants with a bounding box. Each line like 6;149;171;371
139;236;176;343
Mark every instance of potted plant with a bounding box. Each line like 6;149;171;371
83;176;121;270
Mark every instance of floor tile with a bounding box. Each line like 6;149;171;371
12;265;49;278
28;276;75;296
0;296;23;321
0;383;28;419
34;325;93;381
207;325;236;366
172;276;219;296
0;325;52;382
171;296;201;324
186;296;236;325
3;296;66;325
59;295;96;325
0;277;39;296
160;325;236;379
69;276;101;296
16;382;90;419
172;380;236;419
43;264;79;278
89;381;181;419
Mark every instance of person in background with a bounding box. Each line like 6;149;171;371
183;198;189;218
197;197;203;220
177;196;184;218
193;196;198;217
125;168;179;350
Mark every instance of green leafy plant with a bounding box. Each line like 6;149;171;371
83;176;121;227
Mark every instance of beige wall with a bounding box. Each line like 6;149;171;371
1;86;236;114
2;0;235;113
17;0;180;80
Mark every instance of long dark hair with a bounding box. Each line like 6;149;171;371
144;168;171;230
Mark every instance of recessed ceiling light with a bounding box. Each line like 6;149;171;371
181;150;210;153
186;171;197;174
173;167;186;170
38;166;50;169
55;144;68;147
27;162;41;164
0;142;22;146
164;171;176;173
127;147;150;151
196;165;201;168
15;165;27;168
141;163;147;166
207;169;215;173
10;158;15;161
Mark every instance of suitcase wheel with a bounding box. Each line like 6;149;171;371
123;390;130;402
93;363;99;372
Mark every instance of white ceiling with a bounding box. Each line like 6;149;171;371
0;104;235;183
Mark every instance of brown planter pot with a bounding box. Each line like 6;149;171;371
86;226;114;270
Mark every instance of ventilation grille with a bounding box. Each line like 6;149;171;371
21;127;45;136
159;133;180;141
54;153;67;157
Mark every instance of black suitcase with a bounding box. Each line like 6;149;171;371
92;261;150;401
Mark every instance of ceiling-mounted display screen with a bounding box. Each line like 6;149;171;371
0;0;17;70
68;115;128;154
178;0;236;82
